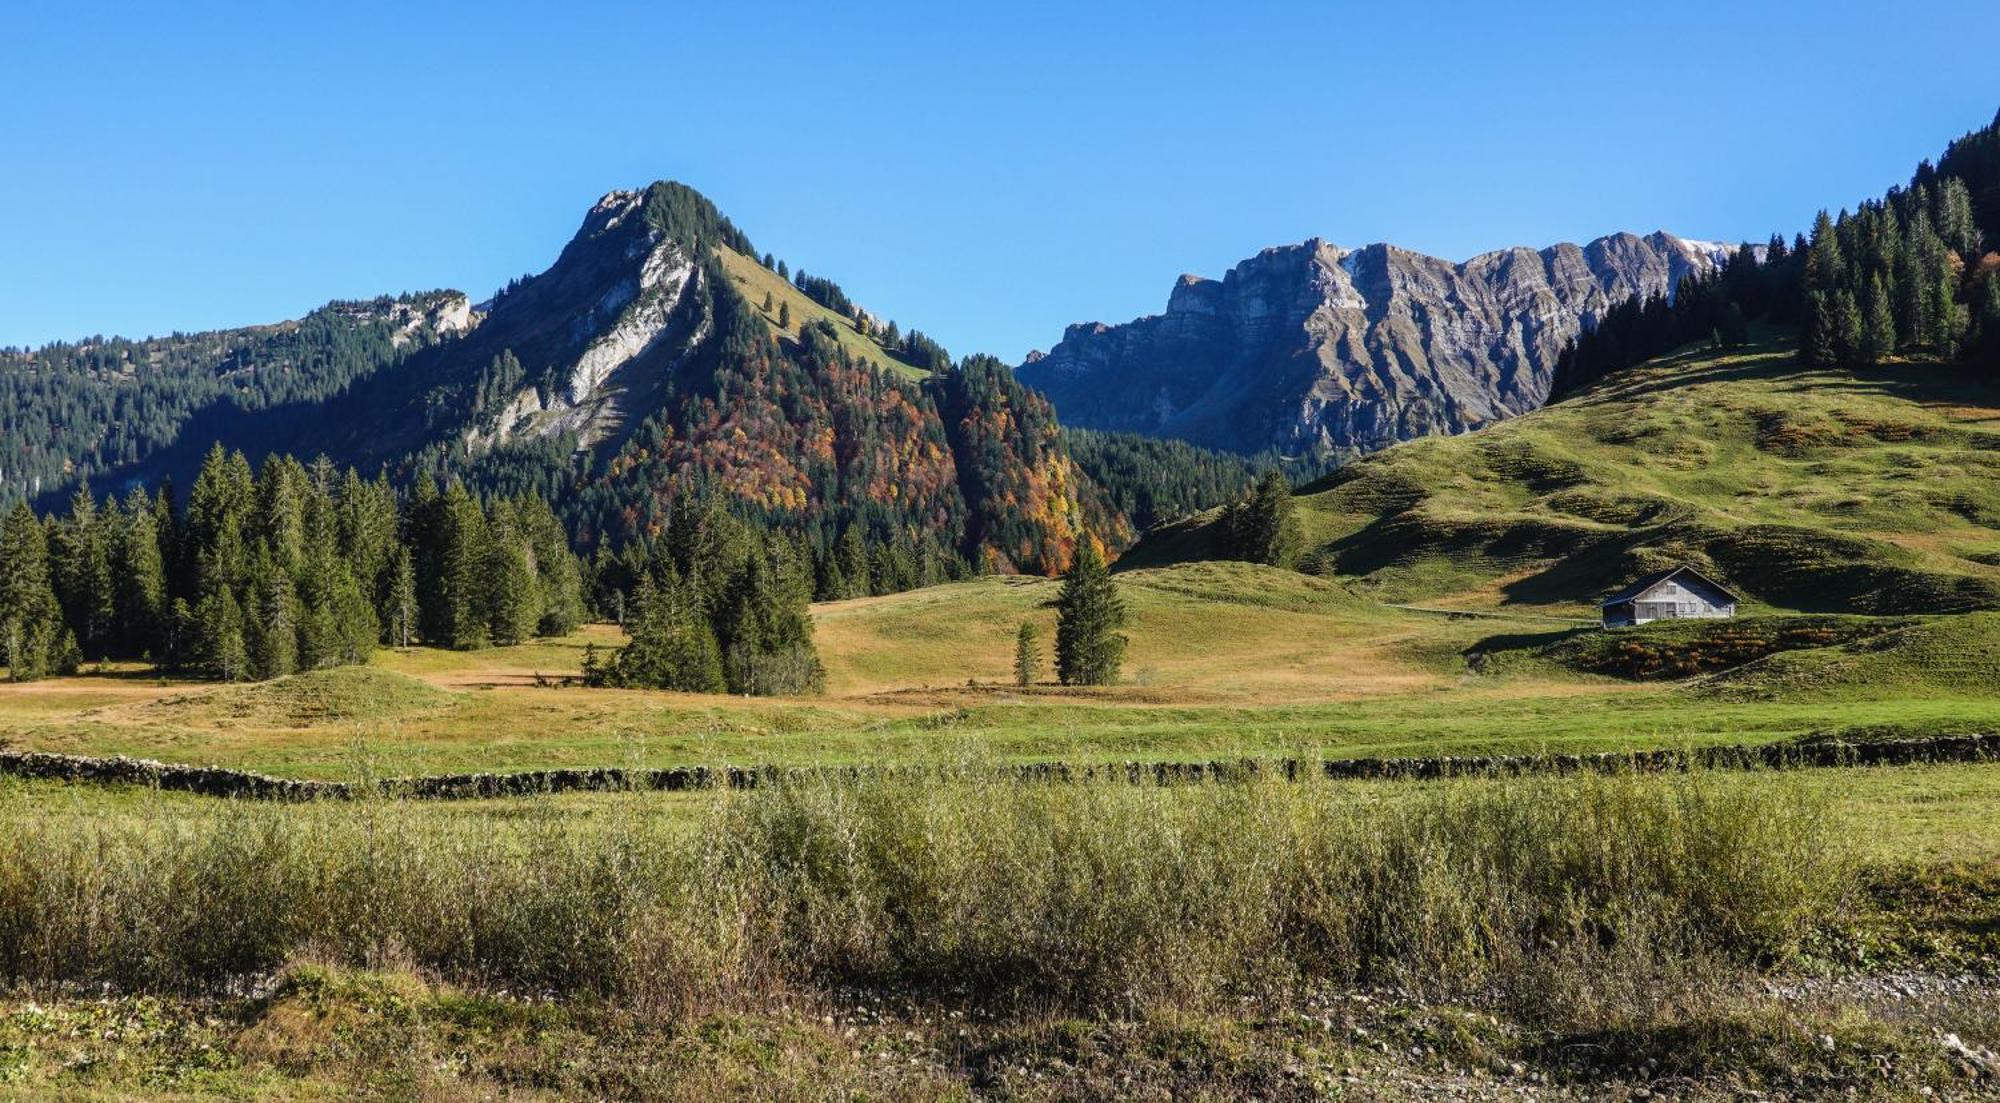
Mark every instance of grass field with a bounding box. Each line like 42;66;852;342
5;338;2000;1098
1;557;1995;779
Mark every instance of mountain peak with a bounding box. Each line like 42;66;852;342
1018;229;1721;457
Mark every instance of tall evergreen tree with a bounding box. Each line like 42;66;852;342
194;583;248;683
1013;621;1042;687
113;490;168;658
1054;539;1126;687
435;483;492;650
1221;469;1302;567
0;502;78;681
592;573;727;693
386;546;418;649
1861;272;1898;365
51;488;116;658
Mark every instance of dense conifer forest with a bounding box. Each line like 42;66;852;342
0;444;591;684
1551;113;2000;398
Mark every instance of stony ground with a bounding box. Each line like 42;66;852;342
4;967;1997;1100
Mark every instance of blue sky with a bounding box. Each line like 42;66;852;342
4;1;1997;361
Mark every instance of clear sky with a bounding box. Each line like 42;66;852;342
4;1;1997;362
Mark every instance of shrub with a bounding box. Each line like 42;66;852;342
0;768;1849;1023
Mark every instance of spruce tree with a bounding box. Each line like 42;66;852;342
597;574;725;692
247;550;298;681
52;489;116;658
114;491;168;658
195;585;249;682
1831;289;1864;368
1861;273;1897;365
387;546;418;649
487;530;540;646
1804;291;1840;368
1223;470;1302;567
0;502;78;681
437;483;491;650
1013;621;1041;687
1054;539;1126;687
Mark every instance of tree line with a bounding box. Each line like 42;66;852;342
580;497;822;695
1552;112;2000;399
0;445;587;683
0;293;461;507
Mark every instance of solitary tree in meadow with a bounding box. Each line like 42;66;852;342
1054;540;1124;687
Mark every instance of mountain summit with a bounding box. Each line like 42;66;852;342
5;181;1122;574
1017;231;1729;457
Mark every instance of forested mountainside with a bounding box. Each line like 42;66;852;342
1;183;1169;581
0;294;472;501
1017;229;1726;458
1550;113;2000;396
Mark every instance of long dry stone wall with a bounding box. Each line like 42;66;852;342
1;732;1995;803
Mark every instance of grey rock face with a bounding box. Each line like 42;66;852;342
1018;232;1727;456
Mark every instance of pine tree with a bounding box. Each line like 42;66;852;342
387;546;418;648
777;302;791;329
0;502;78;681
1013;621;1042;687
761;291;775;312
113;491;168;658
1054;539;1126;686
1222;470;1301;567
594;574;726;692
1861;272;1897;364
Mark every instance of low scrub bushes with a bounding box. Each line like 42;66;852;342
1544;615;1914;680
0;769;1849;1022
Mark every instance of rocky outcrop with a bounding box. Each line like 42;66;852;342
1018;232;1730;456
453;189;712;454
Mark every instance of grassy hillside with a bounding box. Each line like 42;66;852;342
715;245;933;382
1129;331;2000;615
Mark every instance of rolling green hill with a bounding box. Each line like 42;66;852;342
1127;330;2000;616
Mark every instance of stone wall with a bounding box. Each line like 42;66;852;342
2;732;1994;803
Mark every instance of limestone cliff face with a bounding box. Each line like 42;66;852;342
458;189;709;454
1017;231;1728;456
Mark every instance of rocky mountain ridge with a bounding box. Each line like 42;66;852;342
1017;230;1730;456
11;182;1119;572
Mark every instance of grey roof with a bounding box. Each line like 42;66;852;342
1599;565;1741;607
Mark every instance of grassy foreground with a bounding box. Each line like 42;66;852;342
1;767;1997;1098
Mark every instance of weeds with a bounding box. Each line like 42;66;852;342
0;768;1850;1031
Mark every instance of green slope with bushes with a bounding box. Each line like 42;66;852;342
1131;331;2000;616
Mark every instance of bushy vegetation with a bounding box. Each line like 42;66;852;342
0;769;1847;1019
1530;615;1917;681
